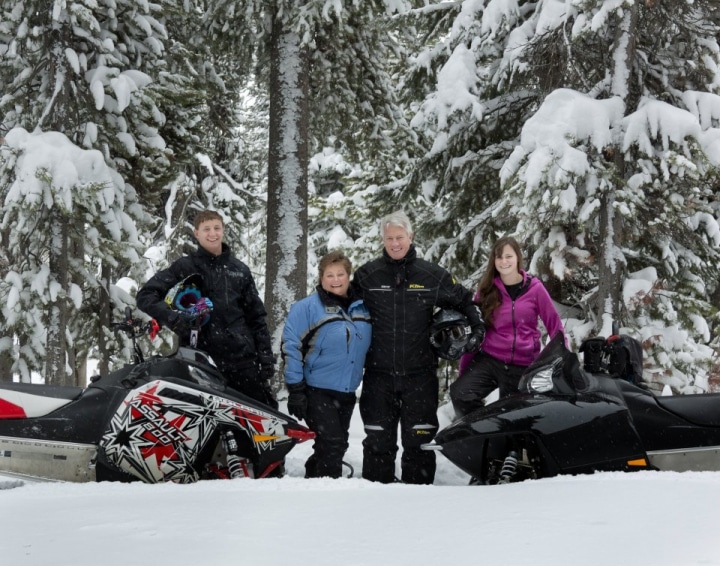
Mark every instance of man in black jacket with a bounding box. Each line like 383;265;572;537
352;210;484;484
136;209;277;408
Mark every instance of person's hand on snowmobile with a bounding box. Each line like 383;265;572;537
286;381;308;420
168;310;195;333
168;297;214;333
464;324;485;354
260;381;279;410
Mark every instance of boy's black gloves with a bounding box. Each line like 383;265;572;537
168;310;196;334
259;364;275;381
286;381;308;421
261;381;279;410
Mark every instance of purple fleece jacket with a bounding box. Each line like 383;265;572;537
459;271;565;373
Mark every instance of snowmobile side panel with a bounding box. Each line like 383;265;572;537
0;386;124;445
619;388;720;451
99;380;302;483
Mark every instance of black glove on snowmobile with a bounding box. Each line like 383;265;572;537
464;325;486;354
261;380;279;410
168;310;197;334
286;381;308;421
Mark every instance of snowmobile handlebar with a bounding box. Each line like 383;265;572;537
111;307;156;339
111;307;161;364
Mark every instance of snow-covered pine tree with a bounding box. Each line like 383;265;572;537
403;0;720;391
0;1;174;383
195;1;412;351
304;1;420;277
140;2;264;275
390;1;521;281
497;1;720;391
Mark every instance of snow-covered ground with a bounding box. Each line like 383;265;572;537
1;400;719;566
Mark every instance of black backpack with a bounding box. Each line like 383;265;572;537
606;335;644;383
579;334;643;384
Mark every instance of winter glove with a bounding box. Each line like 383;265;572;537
168;310;197;334
261;380;279;410
258;353;277;379
464;325;486;354
259;364;275;382
286;381;308;421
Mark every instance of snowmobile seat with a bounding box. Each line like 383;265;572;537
0;382;84;419
0;382;84;400
654;393;720;427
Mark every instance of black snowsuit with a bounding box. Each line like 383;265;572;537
136;243;276;405
352;245;483;484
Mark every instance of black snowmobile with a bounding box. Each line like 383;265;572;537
0;309;314;483
425;331;720;484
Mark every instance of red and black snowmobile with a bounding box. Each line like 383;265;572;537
0;309;314;483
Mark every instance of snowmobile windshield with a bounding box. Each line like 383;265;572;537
519;334;590;396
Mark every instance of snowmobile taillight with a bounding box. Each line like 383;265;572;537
627;458;648;467
286;428;316;443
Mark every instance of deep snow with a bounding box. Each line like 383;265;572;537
1;399;719;566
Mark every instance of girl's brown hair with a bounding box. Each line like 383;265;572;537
477;237;523;325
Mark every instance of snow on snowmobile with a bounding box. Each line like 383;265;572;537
424;330;720;484
0;308;314;483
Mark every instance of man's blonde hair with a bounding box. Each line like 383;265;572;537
379;210;413;238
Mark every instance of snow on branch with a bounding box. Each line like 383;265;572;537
411;44;484;145
622;98;702;156
500;89;624;190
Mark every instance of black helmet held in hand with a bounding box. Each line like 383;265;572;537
430;308;471;360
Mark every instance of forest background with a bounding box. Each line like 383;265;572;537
1;0;719;396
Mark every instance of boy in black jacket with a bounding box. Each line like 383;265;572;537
136;209;277;408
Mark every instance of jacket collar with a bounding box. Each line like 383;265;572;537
382;244;417;265
195;242;231;262
317;285;353;311
495;270;532;296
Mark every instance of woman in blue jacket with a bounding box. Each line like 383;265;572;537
282;250;372;478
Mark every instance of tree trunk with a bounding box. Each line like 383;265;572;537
0;236;12;381
264;10;310;352
0;347;12;382
594;6;639;334
96;262;113;379
595;184;626;333
45;213;71;386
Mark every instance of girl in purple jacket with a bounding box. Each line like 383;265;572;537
450;236;565;417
